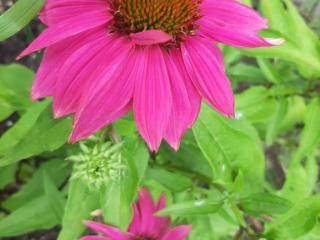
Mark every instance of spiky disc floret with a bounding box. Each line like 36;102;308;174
110;0;201;37
68;141;126;189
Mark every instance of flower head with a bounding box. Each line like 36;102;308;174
81;188;192;240
19;0;282;151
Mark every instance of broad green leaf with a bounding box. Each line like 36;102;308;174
58;179;99;240
0;102;72;166
257;58;283;84
158;199;223;216
0;101;49;152
0;0;45;41
239;193;292;217
193;104;265;193
228;63;265;83
0;164;17;190
267;195;320;239
188;216;216;240
278;96;306;133
280;155;318;202
2;159;71;211
159;131;212;179
146;167;193;192
0;64;33;106
0;196;59;237
236;87;277;123
266;98;288;145
113;114;136;136
0;64;33;120
43;171;66;222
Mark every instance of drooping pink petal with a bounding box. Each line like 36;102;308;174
52;34;128;118
197;0;277;48
68;38;135;142
133;46;172;151
162;225;193;240
163;50;201;150
83;221;129;240
130;30;173;46
31;26;106;100
181;37;235;117
18;10;111;59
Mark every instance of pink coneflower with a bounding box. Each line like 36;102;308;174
81;188;192;240
19;0;282;151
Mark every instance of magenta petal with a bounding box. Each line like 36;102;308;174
69;38;134;142
18;11;110;59
154;193;171;237
31;27;106;101
52;34;123;118
130;30;173;46
155;193;167;211
40;0;108;26
83;221;129;240
181;37;235;117
162;225;193;240
129;189;171;238
128;203;142;235
198;0;274;48
136;188;156;234
163;50;201;150
133;46;172;151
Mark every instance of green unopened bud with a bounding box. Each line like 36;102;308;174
68;141;126;189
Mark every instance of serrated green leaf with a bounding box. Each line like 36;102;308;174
267;195;320;239
0;102;72;166
0;195;59;237
239;193;293;217
193;104;265;193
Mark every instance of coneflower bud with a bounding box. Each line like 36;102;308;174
68;141;126;189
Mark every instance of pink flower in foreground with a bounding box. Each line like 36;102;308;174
81;188;192;240
19;0;282;151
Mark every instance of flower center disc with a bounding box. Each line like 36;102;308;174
110;0;201;37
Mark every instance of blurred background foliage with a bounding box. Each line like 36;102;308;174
0;0;319;239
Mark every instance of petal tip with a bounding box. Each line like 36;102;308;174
130;30;173;46
264;37;285;46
